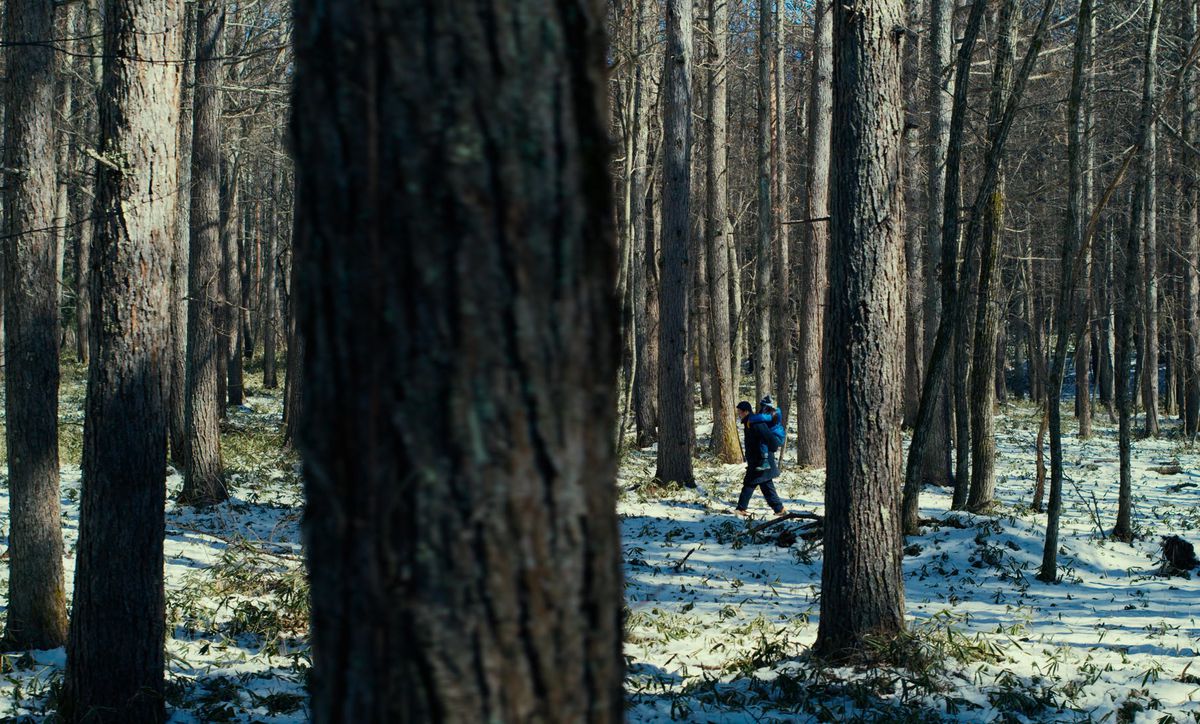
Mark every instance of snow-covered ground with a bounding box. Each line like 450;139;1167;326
0;367;308;722
624;404;1200;722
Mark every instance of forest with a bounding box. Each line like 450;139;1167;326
0;0;1193;722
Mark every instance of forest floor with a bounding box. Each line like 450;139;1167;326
623;404;1200;723
0;362;309;723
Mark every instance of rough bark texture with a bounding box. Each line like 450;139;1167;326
71;2;97;364
291;1;624;719
656;0;695;486
901;0;922;429
795;0;831;468
62;0;181;720
816;0;907;658
1;0;68;652
705;0;741;463
262;154;279;390
181;0;227;506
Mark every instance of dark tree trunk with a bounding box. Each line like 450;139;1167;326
1;0;68;652
290;1;624;718
1040;0;1095;583
1114;193;1139;543
180;0;227;506
1184;0;1199;440
61;0;181;720
795;0;831;468
632;1;659;448
1139;0;1162;437
816;0;907;659
262;148;279;390
967;0;1018;512
222;157;244;406
656;0;695;486
169;0;195;464
916;0;954;489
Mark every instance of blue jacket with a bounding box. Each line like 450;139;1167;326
743;419;779;482
748;410;785;448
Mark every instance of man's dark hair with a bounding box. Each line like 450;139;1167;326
736;401;753;412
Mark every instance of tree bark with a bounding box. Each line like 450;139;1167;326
170;0;195;464
290;1;624;718
901;0;923;429
656;0;695;486
773;0;792;434
795;0;831;468
816;0;906;659
1185;0;1199;440
1114;191;1139;543
632;0;659;448
916;0;953;489
262;136;280;390
1;0;68;652
705;0;741;463
222;155;244;406
754;0;774;402
62;1;181;719
966;0;1017;512
1139;0;1162;437
1040;0;1095;583
180;0;227;506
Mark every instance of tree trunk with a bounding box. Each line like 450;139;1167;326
62;1;181;719
222;156;244;406
1185;0;1199;440
1114;191;1140;543
291;1;623;718
656;0;696;486
773;0;792;434
901;0;923;429
705;0;741;463
262;140;279;390
1139;0;1162;437
967;0;1018;513
70;1;96;364
170;0;195;464
1040;0;1095;583
632;1;659;449
180;0;227;506
816;0;906;659
1;0;68;652
795;0;831;468
916;0;954;489
754;0;774;402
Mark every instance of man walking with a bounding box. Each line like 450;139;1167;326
734;401;788;517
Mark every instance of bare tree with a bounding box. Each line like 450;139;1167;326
181;0;227;505
656;0;696;486
705;0;742;463
795;0;831;468
816;0;907;658
62;0;181;719
1;0;68;652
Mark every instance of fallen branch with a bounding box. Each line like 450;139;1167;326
673;545;700;571
739;512;823;539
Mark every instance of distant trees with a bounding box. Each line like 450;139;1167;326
816;0;907;658
292;1;623;718
2;0;68;652
62;0;182;718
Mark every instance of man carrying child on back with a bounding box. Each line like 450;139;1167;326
734;398;787;518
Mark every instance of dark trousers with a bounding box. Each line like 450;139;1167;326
737;480;783;513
